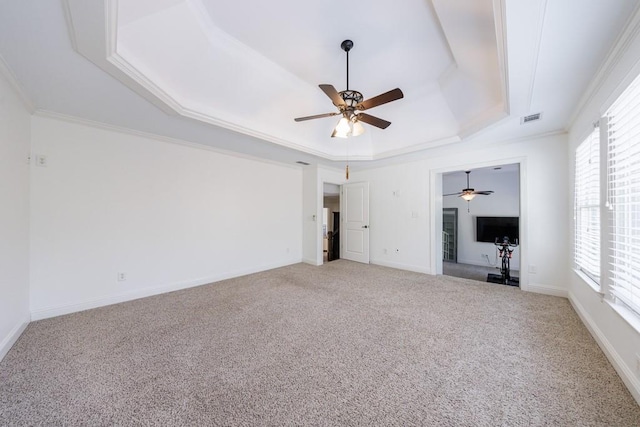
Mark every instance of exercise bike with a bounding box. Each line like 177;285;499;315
487;236;519;286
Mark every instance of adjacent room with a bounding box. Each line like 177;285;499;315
1;0;639;424
442;165;521;284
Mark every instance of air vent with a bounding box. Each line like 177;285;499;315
296;161;310;166
521;113;542;124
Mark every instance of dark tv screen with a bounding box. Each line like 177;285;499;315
476;216;519;243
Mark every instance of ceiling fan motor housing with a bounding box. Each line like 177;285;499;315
338;90;363;109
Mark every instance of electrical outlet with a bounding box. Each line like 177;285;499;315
35;154;47;167
117;272;127;282
529;265;538;274
383;248;388;255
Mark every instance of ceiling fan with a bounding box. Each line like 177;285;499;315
444;170;494;201
294;39;404;138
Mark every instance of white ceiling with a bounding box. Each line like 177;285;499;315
0;0;638;169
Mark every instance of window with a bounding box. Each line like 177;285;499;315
574;126;600;284
606;73;640;317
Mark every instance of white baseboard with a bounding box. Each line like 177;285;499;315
569;292;640;405
31;259;301;321
370;259;431;274
521;282;568;298
302;257;320;266
0;314;30;362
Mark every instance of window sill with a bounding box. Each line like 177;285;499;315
605;300;640;335
573;268;604;295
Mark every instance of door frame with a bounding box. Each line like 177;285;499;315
315;175;347;265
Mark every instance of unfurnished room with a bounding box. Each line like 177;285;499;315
1;0;640;425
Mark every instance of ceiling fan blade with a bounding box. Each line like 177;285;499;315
319;84;346;107
294;112;339;122
443;192;463;197
473;191;494;195
356;88;404;110
357;113;391;129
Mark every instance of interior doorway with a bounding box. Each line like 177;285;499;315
440;164;521;285
323;183;341;264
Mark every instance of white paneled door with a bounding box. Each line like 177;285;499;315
341;181;370;264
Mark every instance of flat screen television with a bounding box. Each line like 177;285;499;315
476;216;519;243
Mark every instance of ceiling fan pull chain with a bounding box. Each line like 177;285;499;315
346;135;350;180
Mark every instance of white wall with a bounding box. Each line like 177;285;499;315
567;14;640;403
302;166;318;264
29;116;303;319
353;160;432;273
352;132;569;295
443;167;520;269
0;70;31;360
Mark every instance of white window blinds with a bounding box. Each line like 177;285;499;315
574;126;600;284
606;74;640;317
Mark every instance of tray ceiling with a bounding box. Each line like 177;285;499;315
66;0;506;160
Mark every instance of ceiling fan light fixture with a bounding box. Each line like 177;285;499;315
331;117;351;138
351;118;365;137
331;129;349;138
461;193;476;201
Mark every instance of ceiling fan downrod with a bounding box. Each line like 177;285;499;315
341;40;353;91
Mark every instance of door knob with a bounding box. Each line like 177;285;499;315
362;225;369;228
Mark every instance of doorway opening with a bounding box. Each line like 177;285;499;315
440;163;521;285
323;183;341;264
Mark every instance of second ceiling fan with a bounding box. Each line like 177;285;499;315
444;170;494;201
294;40;404;138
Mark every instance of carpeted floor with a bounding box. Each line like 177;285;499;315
1;260;639;426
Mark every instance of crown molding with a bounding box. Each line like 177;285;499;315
33;109;306;170
0;54;35;113
60;0;78;51
493;0;510;116
567;1;640;128
371;135;461;161
525;0;548;112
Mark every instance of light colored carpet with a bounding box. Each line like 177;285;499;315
1;260;638;426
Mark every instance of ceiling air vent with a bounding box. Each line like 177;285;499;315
521;113;542;124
